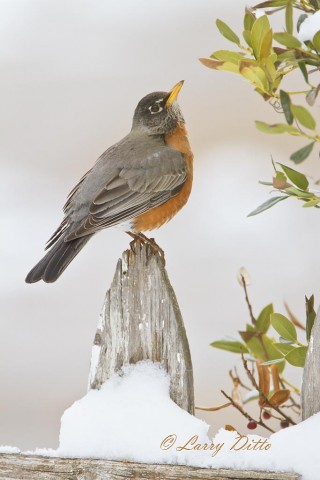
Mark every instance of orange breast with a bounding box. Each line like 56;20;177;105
132;123;193;232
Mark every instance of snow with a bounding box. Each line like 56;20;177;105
1;361;320;479
0;446;20;454
88;344;101;387
57;361;210;464
298;11;320;42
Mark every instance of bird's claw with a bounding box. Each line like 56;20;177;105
127;232;165;264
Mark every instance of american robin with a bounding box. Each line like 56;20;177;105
26;81;193;283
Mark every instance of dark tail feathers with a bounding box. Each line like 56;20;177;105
25;234;91;283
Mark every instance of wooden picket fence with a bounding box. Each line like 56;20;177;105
1;241;315;479
0;453;300;479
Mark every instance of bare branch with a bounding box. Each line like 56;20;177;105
221;390;275;434
241;355;296;426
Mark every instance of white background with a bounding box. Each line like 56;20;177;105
1;0;319;449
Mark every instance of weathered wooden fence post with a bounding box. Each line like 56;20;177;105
301;305;320;420
88;240;194;414
0;242;301;479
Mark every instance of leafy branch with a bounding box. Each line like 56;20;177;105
198;269;316;432
248;161;320;215
200;0;320;173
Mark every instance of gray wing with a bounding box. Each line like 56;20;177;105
64;145;187;240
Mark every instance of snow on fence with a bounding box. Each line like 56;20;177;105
0;241;307;479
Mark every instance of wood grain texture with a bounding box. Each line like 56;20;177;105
7;243;301;479
0;454;301;480
88;241;194;414
301;305;320;420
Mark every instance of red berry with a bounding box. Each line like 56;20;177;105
280;421;289;429
247;421;257;430
263;411;271;420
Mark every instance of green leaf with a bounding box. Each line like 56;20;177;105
239;62;269;91
285;346;308;367
255;121;301;135
313;31;320;51
302;197;320;208
216;19;240;45
261;55;277;83
244;10;256;31
306;87;319;106
276;49;295;62
260;29;273;60
255;0;289;7
271;313;297;342
291;105;316;130
303;58;320;67
243;30;252;47
299;62;309;84
278;163;309;190
285;2;293;35
279;90;293;125
256;304;273;334
260;358;284;365
211;50;245;63
284;186;313;198
262;335;286;372
306;295;316;342
274;32;301;48
297;14;308;33
210;339;249;354
310;0;320;11
247;196;289;217
290;142;315;164
245;337;266;360
251;15;271;59
274;342;296;355
262;335;283;359
278;337;294;344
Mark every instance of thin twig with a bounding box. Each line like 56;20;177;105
221;390;275;434
195;402;231;412
241;355;296;425
241;355;258;390
281;377;300;395
269;99;282;113
282;405;300;414
279;378;301;410
232;367;251;391
241;275;256;325
268;411;283;421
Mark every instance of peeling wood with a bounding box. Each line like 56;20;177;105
88;241;194;414
1;242;302;479
0;454;301;480
301;305;320;420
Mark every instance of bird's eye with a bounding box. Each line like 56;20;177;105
149;103;163;114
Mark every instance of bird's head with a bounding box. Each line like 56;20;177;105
132;80;185;135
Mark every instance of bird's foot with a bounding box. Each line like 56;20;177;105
127;232;165;263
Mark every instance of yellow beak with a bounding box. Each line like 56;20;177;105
165;80;184;106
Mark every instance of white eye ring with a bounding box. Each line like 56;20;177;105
149;103;163;114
